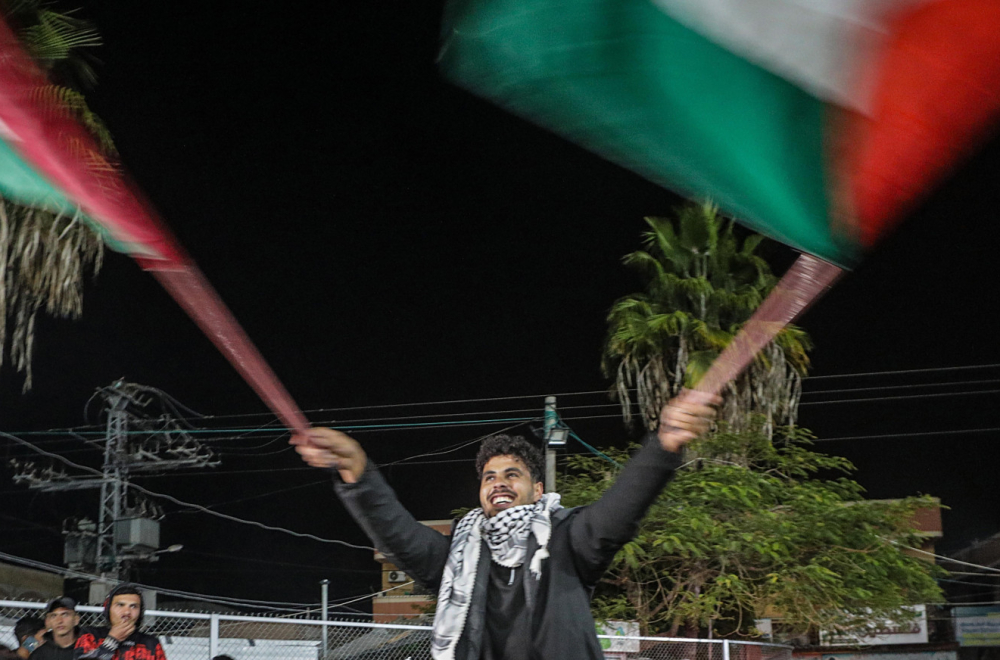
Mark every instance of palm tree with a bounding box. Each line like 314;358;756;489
1;0;110;390
602;201;812;436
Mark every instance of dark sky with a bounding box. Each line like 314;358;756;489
2;1;1000;612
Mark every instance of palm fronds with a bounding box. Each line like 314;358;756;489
604;202;811;435
0;200;103;389
0;0;110;390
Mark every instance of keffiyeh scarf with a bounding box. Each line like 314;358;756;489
430;493;562;660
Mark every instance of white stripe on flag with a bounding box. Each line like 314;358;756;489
649;0;930;112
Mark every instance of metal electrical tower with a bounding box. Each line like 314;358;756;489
10;379;218;594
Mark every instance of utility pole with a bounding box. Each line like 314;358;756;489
11;379;218;599
541;396;569;492
96;387;128;579
543;397;557;492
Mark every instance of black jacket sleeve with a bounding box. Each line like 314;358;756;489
567;433;682;586
335;462;453;592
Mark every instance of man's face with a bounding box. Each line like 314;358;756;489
109;594;141;627
45;608;78;637
479;454;543;518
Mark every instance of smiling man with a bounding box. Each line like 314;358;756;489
296;390;717;660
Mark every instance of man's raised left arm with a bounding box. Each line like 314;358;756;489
566;389;718;584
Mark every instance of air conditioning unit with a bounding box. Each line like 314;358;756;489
387;570;407;583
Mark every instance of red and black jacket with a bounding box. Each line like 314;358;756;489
73;627;165;660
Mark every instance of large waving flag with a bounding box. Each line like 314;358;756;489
440;0;1000;392
0;18;308;432
441;0;1000;268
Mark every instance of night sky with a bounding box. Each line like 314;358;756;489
2;1;1000;612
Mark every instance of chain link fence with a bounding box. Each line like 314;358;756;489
1;599;791;660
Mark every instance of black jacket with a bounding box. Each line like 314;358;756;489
29;631;77;660
336;434;681;659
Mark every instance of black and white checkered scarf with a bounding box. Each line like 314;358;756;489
430;493;562;660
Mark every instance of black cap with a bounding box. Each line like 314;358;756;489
44;596;76;614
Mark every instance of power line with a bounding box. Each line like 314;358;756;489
939;577;1000;588
9;361;1000;437
0;430;374;551
180;549;379;574
896;543;1000;575
329;581;417;609
0;549;318;613
567;430;620;466
170;478;330;514
800;390;1000;407
807;363;1000;380
813;427;1000;443
9;416;540;436
801;378;1000;396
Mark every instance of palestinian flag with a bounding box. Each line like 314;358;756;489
440;0;1000;267
0;18;307;431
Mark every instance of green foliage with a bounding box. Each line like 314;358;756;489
603;201;812;435
559;423;943;638
2;0;102;86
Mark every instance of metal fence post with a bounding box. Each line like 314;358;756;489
321;579;329;660
209;612;219;659
723;638;731;660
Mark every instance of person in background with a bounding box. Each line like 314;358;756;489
13;616;45;659
30;597;80;660
74;584;165;660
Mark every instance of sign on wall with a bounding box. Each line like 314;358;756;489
596;620;641;653
820;605;928;646
954;606;1000;647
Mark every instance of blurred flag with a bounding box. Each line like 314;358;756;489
440;0;1000;268
0;18;307;432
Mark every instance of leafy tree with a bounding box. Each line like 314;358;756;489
603;202;811;435
1;0;111;389
559;423;943;639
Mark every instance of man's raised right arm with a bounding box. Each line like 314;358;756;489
294;428;452;591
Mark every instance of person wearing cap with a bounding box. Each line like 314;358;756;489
29;598;80;660
74;584;165;660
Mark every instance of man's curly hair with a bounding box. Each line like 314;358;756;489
475;434;545;484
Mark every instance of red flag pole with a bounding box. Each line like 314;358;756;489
0;17;309;433
694;253;843;397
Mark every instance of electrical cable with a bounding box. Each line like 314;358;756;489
179;549;380;574
807;363;1000;380
11;416;540;436
0;430;374;551
894;543;1000;574
799;390;1000;406
813;427;1000;443
939;577;1000;588
566;430;620;466
170;478;330;514
329;581;416;608
0;549;318;612
12;362;1000;437
800;378;1000;396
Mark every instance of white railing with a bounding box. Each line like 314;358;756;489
0;599;792;660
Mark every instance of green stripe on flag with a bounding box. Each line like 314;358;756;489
0;138;79;214
0;138;132;254
441;0;858;266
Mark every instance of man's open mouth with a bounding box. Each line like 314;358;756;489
491;493;514;506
